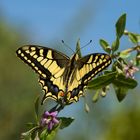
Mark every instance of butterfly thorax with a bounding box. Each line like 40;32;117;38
62;53;82;103
64;53;79;81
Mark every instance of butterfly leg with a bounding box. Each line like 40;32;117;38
49;101;66;113
49;103;60;112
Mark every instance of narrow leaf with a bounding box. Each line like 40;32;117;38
26;122;37;129
59;117;74;129
41;123;61;140
46;126;60;140
115;13;126;38
92;90;100;102
99;39;111;53
21;126;40;139
136;51;140;66
112;37;120;52
113;74;138;89
76;39;82;58
40;129;47;140
113;85;128;102
87;71;117;89
34;96;40;122
119;49;132;58
135;33;140;42
128;32;138;44
85;103;90;113
101;90;107;97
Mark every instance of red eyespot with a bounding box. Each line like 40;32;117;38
59;91;65;97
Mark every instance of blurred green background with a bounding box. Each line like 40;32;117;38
0;1;140;140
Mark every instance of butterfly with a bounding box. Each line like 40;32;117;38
16;45;111;105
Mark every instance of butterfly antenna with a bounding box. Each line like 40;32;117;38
61;40;75;53
76;40;92;54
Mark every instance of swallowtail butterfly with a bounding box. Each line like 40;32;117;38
16;45;111;105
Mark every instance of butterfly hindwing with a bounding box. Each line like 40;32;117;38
39;76;66;104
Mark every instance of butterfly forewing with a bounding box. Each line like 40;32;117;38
77;53;112;83
16;45;69;76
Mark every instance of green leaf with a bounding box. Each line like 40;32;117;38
40;129;47;140
99;39;111;53
46;130;57;140
136;33;140;42
87;71;117;89
85;103;90;113
76;39;82;58
113;85;128;102
128;32;138;44
113;74;138;89
26;122;37;129
46;128;58;140
31;130;38;140
21;126;40;140
92;90;100;102
115;66;123;74
115;13;126;38
34;96;40;122
112;37;120;52
136;51;140;66
119;49;132;58
40;124;60;140
101;89;107;97
21;134;31;140
59;117;74;129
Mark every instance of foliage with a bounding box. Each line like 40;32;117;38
0;18;40;140
19;13;140;140
103;108;140;140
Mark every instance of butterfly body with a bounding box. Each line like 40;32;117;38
16;45;111;105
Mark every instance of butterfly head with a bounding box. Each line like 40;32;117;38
70;53;79;61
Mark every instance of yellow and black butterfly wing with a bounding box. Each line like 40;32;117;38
77;53;112;84
16;45;70;104
67;53;111;103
